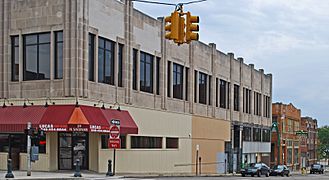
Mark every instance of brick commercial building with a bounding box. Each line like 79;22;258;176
271;103;301;170
0;0;272;174
300;117;318;167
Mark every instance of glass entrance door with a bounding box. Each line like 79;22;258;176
59;132;88;170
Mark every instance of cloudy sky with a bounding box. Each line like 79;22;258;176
133;0;329;126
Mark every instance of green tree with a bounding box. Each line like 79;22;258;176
317;126;329;164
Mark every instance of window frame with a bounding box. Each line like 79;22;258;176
23;32;51;81
54;31;63;79
132;49;138;90
198;72;207;105
173;63;184;100
118;43;124;87
131;136;162;149
98;37;115;85
11;36;19;81
139;51;154;93
88;33;95;81
233;84;239;111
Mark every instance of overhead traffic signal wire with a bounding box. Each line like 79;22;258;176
131;0;176;6
131;0;207;8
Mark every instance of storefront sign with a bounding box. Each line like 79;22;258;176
39;124;67;131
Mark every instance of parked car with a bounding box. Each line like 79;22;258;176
241;163;270;177
270;165;290;177
310;164;324;174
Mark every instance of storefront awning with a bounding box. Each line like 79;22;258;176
101;108;138;134
0;106;47;132
0;105;138;134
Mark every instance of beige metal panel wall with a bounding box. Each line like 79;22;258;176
19;154;49;171
89;132;99;172
98;138;192;173
124;106;192;137
97;106;193;173
192;116;230;174
0;153;8;170
48;132;58;171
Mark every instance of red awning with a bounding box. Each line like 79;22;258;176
101;108;138;134
0;105;138;134
0;106;47;132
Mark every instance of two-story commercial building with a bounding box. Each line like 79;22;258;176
0;0;272;174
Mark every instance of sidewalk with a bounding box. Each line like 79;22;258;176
0;170;315;180
0;171;122;180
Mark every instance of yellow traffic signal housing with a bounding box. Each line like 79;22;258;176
165;11;180;40
174;16;186;45
186;11;199;43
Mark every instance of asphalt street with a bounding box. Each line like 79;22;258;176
129;174;328;180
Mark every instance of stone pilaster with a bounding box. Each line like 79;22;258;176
249;64;255;121
124;0;133;104
0;0;3;98
238;57;244;123
63;0;87;98
209;43;216;117
228;53;234;121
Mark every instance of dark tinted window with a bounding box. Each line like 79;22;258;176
11;36;19;81
220;79;227;108
55;31;63;79
131;136;162;149
234;84;239;111
199;72;207;104
24;33;50;80
98;37;115;85
167;61;171;97
118;44;123;87
185;67;189;101
156;57;160;95
166;137;179;149
88;34;95;81
173;63;183;99
140;52;153;93
132;49;137;90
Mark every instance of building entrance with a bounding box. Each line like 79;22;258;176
58;132;88;170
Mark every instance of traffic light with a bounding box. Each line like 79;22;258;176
186;11;199;43
165;11;180;40
174;16;186;45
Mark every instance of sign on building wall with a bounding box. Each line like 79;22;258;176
108;119;121;149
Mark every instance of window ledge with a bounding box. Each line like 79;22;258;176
168;97;186;102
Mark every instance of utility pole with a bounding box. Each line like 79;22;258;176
27;122;31;176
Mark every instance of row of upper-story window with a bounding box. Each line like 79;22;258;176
193;71;271;116
10;32;271;115
11;32;63;81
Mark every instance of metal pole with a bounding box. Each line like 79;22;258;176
27;122;31;176
196;144;199;176
8;134;12;160
199;157;201;175
5;159;14;178
196;149;198;176
113;148;116;176
224;159;227;174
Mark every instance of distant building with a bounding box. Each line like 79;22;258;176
301;117;318;166
271;103;301;170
